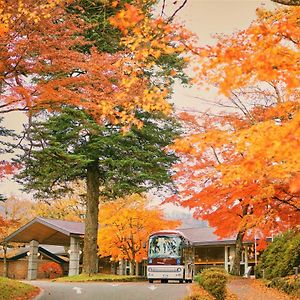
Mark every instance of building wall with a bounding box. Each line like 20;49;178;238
0;257;67;279
0;259;28;279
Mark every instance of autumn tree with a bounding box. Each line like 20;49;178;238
0;0;192;123
0;116;19;229
170;6;300;275
98;194;180;275
1;195;85;225
17;107;180;274
0;0;193;275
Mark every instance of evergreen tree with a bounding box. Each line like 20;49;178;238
0;117;16;201
17;107;180;274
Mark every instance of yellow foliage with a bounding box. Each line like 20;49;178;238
98;194;180;262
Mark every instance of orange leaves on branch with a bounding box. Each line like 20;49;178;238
195;7;300;96
0;1;171;126
109;3;144;34
0;0;194;127
0;161;20;179
108;0;196;121
170;102;300;240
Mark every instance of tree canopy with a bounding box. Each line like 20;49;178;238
169;6;300;274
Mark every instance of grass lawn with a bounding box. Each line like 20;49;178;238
0;277;39;300
55;273;146;282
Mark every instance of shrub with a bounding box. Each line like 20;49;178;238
267;276;300;296
198;268;228;300
255;230;300;279
185;283;215;300
38;261;63;279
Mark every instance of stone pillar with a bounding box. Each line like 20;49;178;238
224;246;229;272
244;246;248;276
28;240;39;280
68;237;81;276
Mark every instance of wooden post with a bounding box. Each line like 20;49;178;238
3;243;8;277
224;246;229;272
244;246;248;276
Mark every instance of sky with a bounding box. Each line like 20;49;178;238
170;0;275;112
0;0;276;212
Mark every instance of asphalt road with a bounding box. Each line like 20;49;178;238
29;280;191;300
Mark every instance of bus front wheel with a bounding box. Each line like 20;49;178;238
149;279;153;283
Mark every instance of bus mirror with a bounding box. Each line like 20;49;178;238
142;242;146;249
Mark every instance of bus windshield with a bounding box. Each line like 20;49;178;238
149;235;182;258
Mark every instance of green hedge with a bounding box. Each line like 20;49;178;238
267;277;300;297
255;230;300;279
197;268;228;300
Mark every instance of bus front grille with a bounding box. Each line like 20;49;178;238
149;267;179;273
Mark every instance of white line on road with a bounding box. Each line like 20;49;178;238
110;283;120;287
148;285;157;291
73;287;83;294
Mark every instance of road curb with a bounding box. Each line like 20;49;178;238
32;287;44;300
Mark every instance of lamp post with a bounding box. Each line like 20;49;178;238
254;234;257;266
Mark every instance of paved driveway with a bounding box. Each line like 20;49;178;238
30;280;191;300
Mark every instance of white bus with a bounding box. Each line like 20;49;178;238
147;230;194;283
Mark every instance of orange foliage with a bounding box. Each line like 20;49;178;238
0;216;19;241
98;194;180;262
0;161;20;178
169;7;300;242
38;261;63;279
0;0;193;128
196;7;300;96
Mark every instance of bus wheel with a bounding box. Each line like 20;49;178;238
149;280;153;283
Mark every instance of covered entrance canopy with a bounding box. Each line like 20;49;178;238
4;217;85;246
4;217;85;280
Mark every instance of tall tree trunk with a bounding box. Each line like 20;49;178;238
231;202;250;275
129;261;135;276
83;161;100;275
231;230;245;275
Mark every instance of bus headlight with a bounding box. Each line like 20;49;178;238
148;267;153;272
177;267;182;272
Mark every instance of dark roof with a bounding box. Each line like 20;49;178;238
37;217;85;235
179;227;240;246
4;217;254;247
3;217;85;245
0;246;66;264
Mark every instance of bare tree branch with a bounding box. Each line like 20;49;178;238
271;0;300;5
167;0;188;23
